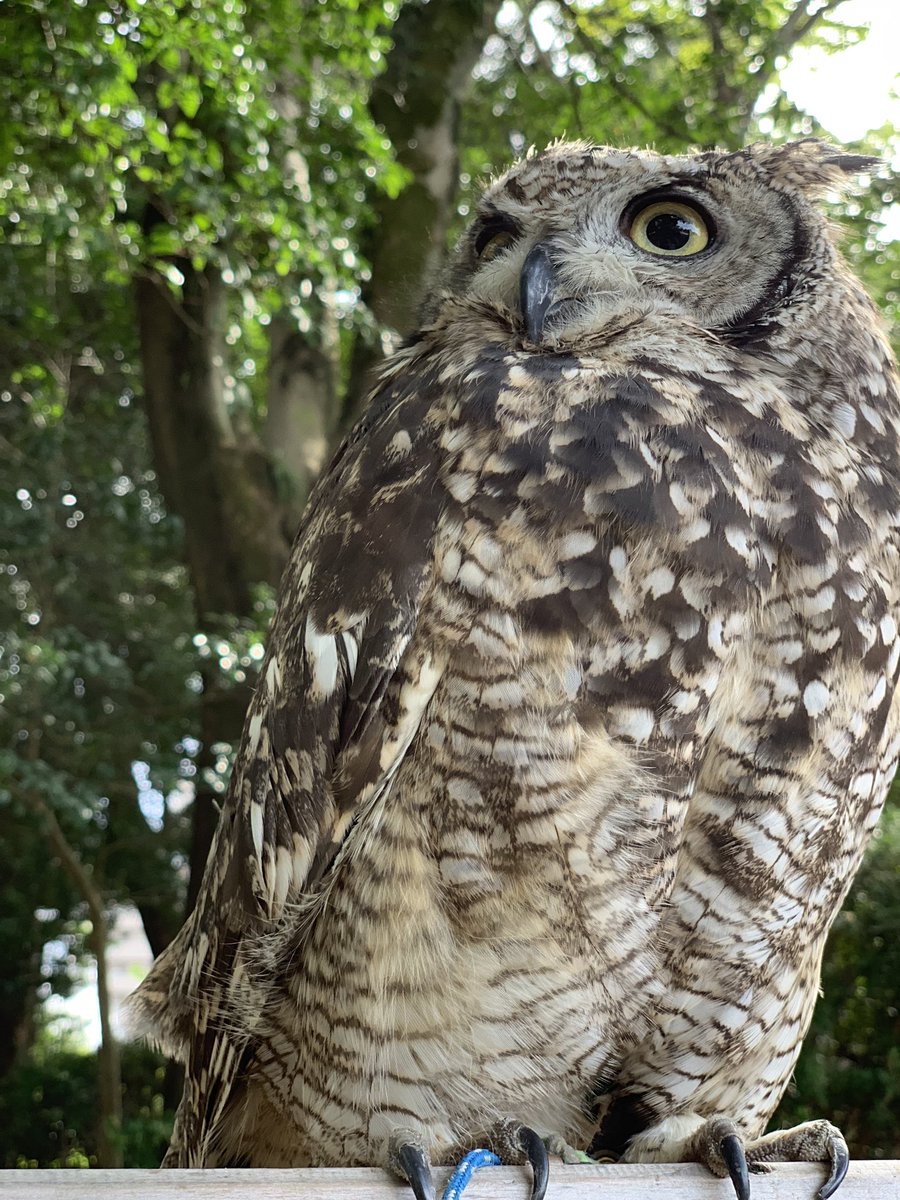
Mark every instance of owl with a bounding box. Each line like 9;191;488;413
129;140;900;1200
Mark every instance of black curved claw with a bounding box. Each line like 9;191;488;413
397;1142;436;1200
517;1125;550;1200
721;1132;751;1200
819;1132;850;1200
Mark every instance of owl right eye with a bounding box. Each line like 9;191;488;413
625;197;713;258
474;217;521;262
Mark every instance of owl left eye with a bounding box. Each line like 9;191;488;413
474;216;521;263
627;199;712;257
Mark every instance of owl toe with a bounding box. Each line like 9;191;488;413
686;1117;767;1200
743;1120;849;1199
486;1119;549;1200
391;1137;436;1200
719;1129;752;1200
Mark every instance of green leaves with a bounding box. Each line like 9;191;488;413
1;0;898;1166
0;0;398;290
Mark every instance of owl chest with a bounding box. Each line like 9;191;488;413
370;523;674;1001
265;698;662;1162
260;592;666;1152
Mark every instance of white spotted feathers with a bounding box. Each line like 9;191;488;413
128;140;900;1180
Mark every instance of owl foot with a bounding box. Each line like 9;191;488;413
689;1116;849;1200
389;1120;548;1200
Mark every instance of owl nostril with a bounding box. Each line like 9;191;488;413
520;243;559;343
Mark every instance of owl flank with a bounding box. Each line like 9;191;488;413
129;141;900;1200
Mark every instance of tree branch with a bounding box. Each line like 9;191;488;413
29;794;123;1168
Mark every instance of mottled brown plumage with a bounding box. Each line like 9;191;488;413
129;140;900;1199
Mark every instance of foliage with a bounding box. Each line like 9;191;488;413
0;0;397;1050
834;130;900;340
0;222;193;1086
0;1033;173;1169
462;2;862;183
0;0;400;274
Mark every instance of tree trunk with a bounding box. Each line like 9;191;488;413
344;0;502;423
0;943;41;1081
30;796;123;1168
184;669;255;919
134;262;290;618
91;908;123;1170
367;0;503;332
263;312;337;532
134;255;294;914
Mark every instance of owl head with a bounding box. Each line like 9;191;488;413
429;140;879;352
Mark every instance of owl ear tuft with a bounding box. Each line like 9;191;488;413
749;139;880;197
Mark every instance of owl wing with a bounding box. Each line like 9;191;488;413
128;342;450;1163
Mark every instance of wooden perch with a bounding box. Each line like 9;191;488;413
3;1162;899;1198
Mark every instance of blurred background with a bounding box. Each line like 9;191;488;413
1;0;898;1171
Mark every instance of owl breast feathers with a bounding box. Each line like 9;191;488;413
129;140;900;1200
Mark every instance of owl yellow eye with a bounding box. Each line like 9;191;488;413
474;219;520;262
479;230;517;262
628;200;711;257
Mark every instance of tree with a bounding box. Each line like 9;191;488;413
1;0;897;1166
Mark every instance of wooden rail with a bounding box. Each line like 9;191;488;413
2;1162;899;1198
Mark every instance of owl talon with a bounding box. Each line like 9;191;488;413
397;1142;436;1200
818;1131;849;1199
519;1125;550;1200
721;1132;751;1200
487;1119;549;1200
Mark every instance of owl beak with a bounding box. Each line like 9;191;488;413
519;243;559;343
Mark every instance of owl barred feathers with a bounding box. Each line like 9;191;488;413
129;140;900;1198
